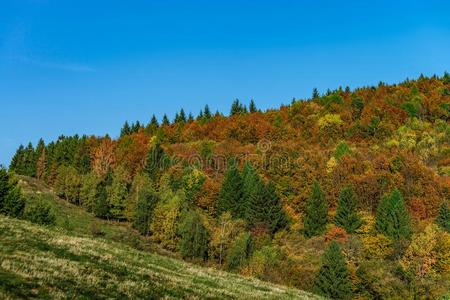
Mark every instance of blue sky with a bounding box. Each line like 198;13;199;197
1;0;449;166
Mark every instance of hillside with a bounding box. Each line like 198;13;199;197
0;215;319;299
4;74;450;299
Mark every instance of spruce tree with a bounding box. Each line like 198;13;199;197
216;163;243;218
262;182;288;233
334;185;362;233
0;167;25;218
242;162;263;221
314;241;352;299
303;181;328;237
161;114;170;126
134;189;159;235
178;210;209;260
203;105;211;119
312;87;320;99
435;200;450;232
120;121;131;137
187;112;194;122
375;189;411;240
249;99;257;113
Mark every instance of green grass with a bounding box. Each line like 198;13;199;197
0;215;321;299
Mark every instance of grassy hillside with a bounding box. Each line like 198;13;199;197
0;215;319;299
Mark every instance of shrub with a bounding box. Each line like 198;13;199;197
25;198;56;225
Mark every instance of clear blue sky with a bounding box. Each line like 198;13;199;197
1;0;449;166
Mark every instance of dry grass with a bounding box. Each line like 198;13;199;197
0;215;321;299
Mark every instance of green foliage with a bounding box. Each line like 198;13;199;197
216;164;243;218
226;232;253;270
133;188;159;236
230;99;247;116
351;95;364;119
0;168;25;218
249;99;257;113
334;185;362;233
107;167;129;220
24;197;56;225
54;165;82;204
182;167;205;204
334;141;351;160
375;189;412;240
93;173;112;219
435;200;450;232
144;142;168;184
79;173;100;212
303;181;328;237
178;210;209;260
313;241;352;300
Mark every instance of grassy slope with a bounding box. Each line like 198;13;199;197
0;216;320;299
0;177;320;299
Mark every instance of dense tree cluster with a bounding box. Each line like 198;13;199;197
7;75;450;298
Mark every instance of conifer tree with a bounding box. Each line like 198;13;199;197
216;163;243;218
0;167;25;218
120;121;131;137
187;112;194;122
161;114;170;126
375;189;411;240
203;105;211;120
249;99;257;113
303;181;328;237
435;200;450;232
261;182;288;233
313;241;352;299
178;210;210;259
93;172;112;219
134;188;159;235
179;109;186;123
334;185;362;233
150;114;159;127
312;87;320;99
241;162;262;221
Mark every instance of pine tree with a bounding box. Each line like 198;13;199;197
203;105;211;119
334;185;362;233
187;112;194;122
179;109;186;123
150;114;159;127
120;121;131;137
435;200;450;232
178;210;210;260
249;99;257;113
312;88;320;99
241;162;262;221
161;114;170;126
313;241;352;299
303;181;328;237
231;99;245;116
216;163;243;218
134;189;159;235
93;172;112;219
262;182;288;233
0;167;25;218
375;189;411;240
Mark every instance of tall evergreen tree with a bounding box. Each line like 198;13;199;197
134;188;159;235
93;172;113;219
249;99;257;113
203;105;211;119
435;200;450;232
120;121;131;137
179;109;186;123
303;181;328;237
0;167;25;218
242;162;262;221
161;114;170;126
216;163;243;218
314;241;352;300
375;189;411;240
312;87;320;99
150;114;159;127
262;182;288;233
178;210;210;260
334;185;362;233
187;112;194;122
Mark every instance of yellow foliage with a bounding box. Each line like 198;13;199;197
326;157;337;173
318;113;344;130
361;234;392;259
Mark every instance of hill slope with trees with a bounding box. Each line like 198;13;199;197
5;74;450;298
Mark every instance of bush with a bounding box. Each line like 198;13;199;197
25;198;56;225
